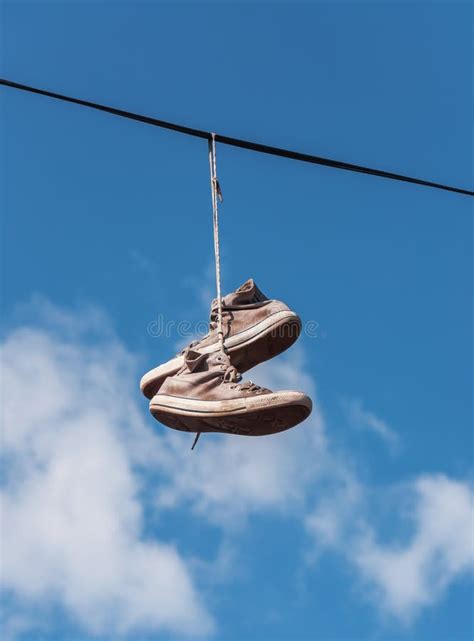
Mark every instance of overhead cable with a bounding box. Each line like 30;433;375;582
1;78;472;197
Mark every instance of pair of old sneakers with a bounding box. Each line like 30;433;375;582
140;279;312;439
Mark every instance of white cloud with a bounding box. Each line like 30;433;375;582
0;307;214;638
306;471;474;623
343;398;400;451
305;466;364;548
353;474;474;623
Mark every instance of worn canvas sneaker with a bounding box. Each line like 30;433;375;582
140;278;301;399
149;348;312;437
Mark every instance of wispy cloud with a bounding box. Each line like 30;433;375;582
128;248;157;276
181;260;216;313
342;397;400;452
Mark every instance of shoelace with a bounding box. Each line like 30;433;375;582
209;306;229;331
222;363;264;393
208;299;266;331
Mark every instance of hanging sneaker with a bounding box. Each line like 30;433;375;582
140;279;301;399
149;348;312;437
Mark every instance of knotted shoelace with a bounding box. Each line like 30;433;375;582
222;363;265;393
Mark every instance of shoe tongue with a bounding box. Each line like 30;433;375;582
183;348;208;373
223;278;268;306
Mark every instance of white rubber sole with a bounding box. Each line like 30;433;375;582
149;390;312;436
140;309;300;399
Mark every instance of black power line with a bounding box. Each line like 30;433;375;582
1;78;472;197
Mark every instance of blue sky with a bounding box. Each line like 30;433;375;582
1;2;473;640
